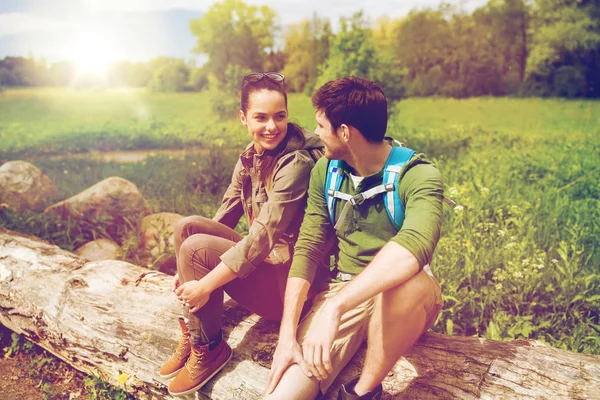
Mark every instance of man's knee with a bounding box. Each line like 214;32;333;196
264;364;320;400
381;270;434;318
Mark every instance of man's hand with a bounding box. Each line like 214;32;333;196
266;338;311;394
302;300;342;381
174;280;211;313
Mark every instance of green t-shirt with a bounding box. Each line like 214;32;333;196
289;152;444;285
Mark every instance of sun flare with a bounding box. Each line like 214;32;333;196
69;26;118;76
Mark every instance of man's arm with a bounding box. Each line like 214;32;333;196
267;157;334;392
279;277;311;341
324;160;444;314
302;161;444;380
266;277;312;393
301;241;419;380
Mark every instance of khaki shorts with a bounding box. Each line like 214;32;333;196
296;268;443;394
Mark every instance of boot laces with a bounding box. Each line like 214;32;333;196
175;334;190;360
186;346;208;376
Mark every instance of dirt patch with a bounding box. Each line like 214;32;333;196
0;325;132;400
0;349;86;399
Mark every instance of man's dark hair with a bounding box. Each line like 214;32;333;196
312;76;387;142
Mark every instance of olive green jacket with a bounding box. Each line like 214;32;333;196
214;128;324;278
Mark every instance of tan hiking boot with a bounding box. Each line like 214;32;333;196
159;317;191;379
168;339;233;396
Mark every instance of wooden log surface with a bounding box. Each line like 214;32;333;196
1;227;599;399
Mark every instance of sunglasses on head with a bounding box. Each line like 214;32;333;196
242;72;285;85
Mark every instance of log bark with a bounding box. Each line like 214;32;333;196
0;227;599;400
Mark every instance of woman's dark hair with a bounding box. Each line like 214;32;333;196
259;122;305;192
241;75;288;114
240;74;305;192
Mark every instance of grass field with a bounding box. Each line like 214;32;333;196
1;88;599;355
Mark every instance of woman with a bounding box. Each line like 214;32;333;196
159;72;324;397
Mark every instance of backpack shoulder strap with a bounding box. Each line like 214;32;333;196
383;146;415;230
307;147;324;164
324;159;348;225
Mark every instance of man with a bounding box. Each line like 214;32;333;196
264;76;444;400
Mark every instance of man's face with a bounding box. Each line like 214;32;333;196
315;109;346;160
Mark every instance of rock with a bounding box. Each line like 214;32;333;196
0;160;59;212
139;212;183;275
44;177;150;221
74;239;122;261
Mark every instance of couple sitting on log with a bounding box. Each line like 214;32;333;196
159;73;444;400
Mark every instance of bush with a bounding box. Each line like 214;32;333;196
408;66;443;97
148;62;191;92
553;66;586;98
207;65;251;119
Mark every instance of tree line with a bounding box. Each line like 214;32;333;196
1;0;599;99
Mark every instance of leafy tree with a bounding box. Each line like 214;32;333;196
394;8;453;96
263;49;286;74
207;64;251;119
281;14;332;93
107;61;152;87
189;0;278;81
48;61;77;86
148;61;191;92
0;57;47;86
370;16;405;101
489;0;529;87
526;0;600;96
188;66;209;91
316;11;376;88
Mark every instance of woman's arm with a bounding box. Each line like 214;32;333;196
176;152;315;307
220;151;314;278
213;158;245;229
175;262;237;312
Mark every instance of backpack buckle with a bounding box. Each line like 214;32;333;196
350;193;366;206
384;183;394;192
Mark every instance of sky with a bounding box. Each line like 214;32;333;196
0;0;488;65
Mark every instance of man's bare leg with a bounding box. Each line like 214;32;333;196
264;364;320;400
353;269;434;395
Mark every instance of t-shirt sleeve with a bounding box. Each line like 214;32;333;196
390;162;444;268
288;157;335;283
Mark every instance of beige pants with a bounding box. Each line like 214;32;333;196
296;269;443;394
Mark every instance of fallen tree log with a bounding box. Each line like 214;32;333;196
0;227;599;400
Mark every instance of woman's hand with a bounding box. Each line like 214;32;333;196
175;280;211;313
171;273;181;292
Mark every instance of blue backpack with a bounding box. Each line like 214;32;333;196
324;145;416;231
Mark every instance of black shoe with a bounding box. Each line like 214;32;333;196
338;376;383;400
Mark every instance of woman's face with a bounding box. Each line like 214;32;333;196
240;89;288;154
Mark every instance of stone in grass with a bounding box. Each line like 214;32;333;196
139;212;183;275
0;160;59;212
74;239;122;261
44;177;150;221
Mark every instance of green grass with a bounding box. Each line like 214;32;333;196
0;88;598;355
0;88;315;155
